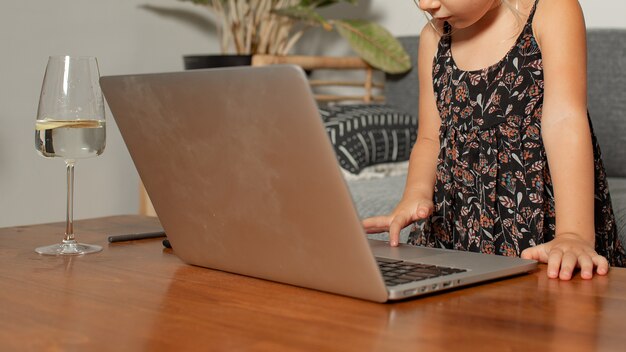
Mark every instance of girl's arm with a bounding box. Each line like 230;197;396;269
520;0;609;279
362;23;442;246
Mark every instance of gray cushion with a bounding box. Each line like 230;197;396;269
347;174;405;218
587;29;626;177
384;36;420;118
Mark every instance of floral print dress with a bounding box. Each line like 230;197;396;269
407;0;626;266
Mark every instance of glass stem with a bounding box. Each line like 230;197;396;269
65;160;75;242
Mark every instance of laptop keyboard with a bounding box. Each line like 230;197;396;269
376;257;468;287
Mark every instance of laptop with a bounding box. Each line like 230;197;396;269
100;65;537;302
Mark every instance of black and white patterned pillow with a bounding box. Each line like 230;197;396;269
319;104;418;174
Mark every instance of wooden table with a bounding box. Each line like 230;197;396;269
1;215;625;351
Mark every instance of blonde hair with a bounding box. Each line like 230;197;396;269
502;0;524;25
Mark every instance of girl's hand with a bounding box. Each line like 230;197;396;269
361;198;434;247
520;233;609;280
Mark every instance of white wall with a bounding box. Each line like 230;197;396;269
0;0;215;227
1;0;624;227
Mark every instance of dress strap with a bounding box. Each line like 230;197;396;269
437;21;452;52
443;21;452;36
526;0;540;25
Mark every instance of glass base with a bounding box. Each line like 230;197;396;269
35;239;102;256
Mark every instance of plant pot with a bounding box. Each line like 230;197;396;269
183;54;253;70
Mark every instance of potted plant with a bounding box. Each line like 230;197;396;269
162;0;412;74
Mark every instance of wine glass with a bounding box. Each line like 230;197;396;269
34;56;106;255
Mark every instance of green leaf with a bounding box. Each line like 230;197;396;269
333;20;411;74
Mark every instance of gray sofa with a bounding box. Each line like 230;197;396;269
346;29;626;247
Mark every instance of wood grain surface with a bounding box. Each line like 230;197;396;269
1;215;624;351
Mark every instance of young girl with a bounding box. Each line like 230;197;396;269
363;0;626;280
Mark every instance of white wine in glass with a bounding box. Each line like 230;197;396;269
34;56;106;255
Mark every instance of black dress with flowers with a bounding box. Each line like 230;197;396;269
407;1;626;266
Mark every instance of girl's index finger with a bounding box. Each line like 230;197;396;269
388;215;410;247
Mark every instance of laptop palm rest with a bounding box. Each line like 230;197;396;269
368;239;447;261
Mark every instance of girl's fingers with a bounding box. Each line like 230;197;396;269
577;254;595;280
518;239;611;280
521;244;549;262
415;202;434;219
388;214;409;247
520;246;537;260
415;207;430;219
362;216;392;234
558;252;578;281
592;254;610;276
547;248;563;279
362;202;434;246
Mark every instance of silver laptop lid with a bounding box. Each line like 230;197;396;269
101;65;389;302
